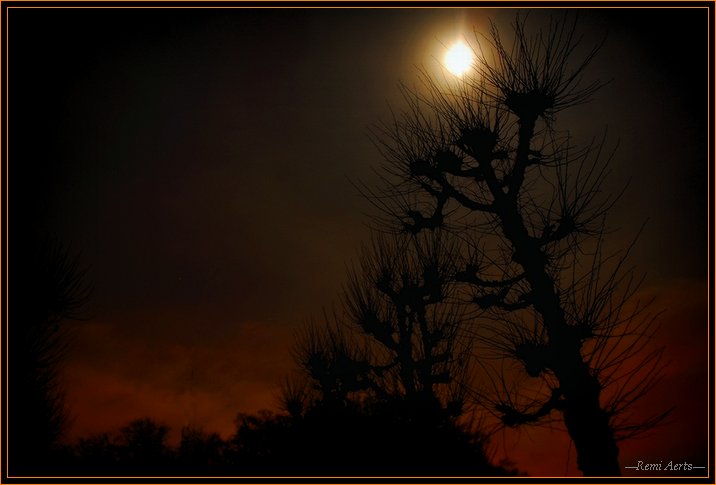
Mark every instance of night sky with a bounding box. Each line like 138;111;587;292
7;6;709;476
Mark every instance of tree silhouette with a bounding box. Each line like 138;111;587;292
8;238;90;475
69;418;174;475
284;232;512;475
74;432;119;472
115;418;172;472
64;411;514;476
364;14;666;476
177;426;226;473
291;232;469;417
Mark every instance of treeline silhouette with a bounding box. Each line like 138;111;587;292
8;236;515;477
52;403;516;476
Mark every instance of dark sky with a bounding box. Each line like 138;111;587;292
8;6;709;476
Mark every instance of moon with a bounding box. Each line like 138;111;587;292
444;41;474;76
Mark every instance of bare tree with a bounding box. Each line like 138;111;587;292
292;231;471;419
368;13;666;476
284;231;515;475
9;238;90;474
346;231;471;415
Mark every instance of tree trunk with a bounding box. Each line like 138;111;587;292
560;366;621;476
499;200;621;476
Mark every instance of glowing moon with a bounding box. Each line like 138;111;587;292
444;41;473;76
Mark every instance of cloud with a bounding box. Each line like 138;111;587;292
63;317;294;444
